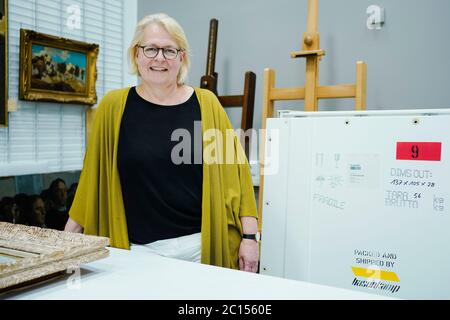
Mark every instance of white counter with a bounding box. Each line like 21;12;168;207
3;247;389;300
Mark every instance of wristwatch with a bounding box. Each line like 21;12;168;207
242;231;261;242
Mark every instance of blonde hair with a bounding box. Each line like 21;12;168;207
128;13;190;84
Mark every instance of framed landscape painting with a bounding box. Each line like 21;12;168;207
19;29;99;105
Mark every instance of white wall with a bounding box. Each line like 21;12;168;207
137;0;450;131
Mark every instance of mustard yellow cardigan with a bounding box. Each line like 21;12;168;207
69;87;258;269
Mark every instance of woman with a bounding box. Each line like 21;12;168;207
45;178;69;230
25;195;47;228
0;197;19;223
65;13;259;272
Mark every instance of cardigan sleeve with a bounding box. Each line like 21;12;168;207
213;96;258;220
68;93;110;235
234;134;258;219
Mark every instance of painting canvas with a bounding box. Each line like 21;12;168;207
20;29;98;105
31;44;87;94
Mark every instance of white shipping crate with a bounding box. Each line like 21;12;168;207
259;109;450;299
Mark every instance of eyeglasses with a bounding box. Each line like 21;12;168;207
138;45;182;60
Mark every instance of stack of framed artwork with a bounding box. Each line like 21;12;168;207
0;222;109;293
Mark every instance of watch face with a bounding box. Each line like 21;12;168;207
255;231;261;242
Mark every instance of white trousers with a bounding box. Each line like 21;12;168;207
131;232;201;263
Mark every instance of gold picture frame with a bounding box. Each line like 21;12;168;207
0;0;7;126
0;222;109;293
19;29;99;105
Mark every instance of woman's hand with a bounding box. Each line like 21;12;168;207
239;216;259;272
239;238;259;273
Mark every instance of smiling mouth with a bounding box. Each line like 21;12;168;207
150;66;168;72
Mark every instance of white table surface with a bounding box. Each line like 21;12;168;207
3;247;390;300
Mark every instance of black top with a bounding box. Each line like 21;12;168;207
117;87;202;244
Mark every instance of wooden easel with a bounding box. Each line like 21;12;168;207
200;18;256;158
257;0;367;230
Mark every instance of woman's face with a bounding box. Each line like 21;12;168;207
33;198;46;226
54;181;67;207
136;23;184;87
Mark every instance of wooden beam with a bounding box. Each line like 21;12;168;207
241;71;256;132
269;84;357;101
261;69;275;135
270;87;305;101
304;55;319;111
291;49;324;58
218;95;243;107
317;85;356;99
206;18;218;76
258;68;275;231
355;61;367;110
306;0;318;33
